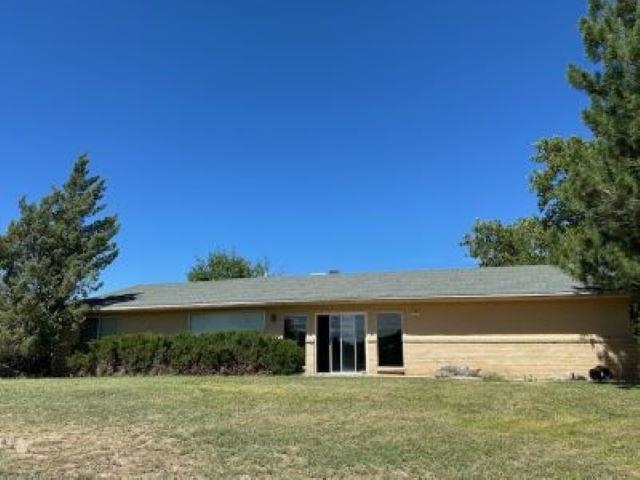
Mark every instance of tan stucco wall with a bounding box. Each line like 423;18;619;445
402;297;636;380
93;295;637;380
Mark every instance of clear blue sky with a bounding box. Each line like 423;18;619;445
0;1;591;292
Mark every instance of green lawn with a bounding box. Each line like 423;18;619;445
0;377;638;478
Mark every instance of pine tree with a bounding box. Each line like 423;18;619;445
532;0;640;295
0;155;119;375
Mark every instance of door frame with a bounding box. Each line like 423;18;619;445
315;312;368;375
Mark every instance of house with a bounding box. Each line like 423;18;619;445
87;265;637;380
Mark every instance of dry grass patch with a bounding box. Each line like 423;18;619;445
0;425;197;477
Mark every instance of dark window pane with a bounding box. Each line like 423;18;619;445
284;315;307;350
317;315;330;373
80;318;99;343
356;315;366;372
377;313;403;367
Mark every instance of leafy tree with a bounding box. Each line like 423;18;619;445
460;217;553;267
531;0;640;295
0;155;119;375
188;248;268;281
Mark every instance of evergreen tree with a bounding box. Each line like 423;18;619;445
531;0;640;294
0;155;119;375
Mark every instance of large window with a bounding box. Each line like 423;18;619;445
80;317;118;342
377;313;403;367
190;311;265;334
284;315;307;350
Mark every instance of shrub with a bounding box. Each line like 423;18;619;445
67;331;304;376
435;365;482;378
67;351;92;376
481;372;506;382
262;337;304;375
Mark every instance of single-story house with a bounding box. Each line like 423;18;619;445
87;265;637;380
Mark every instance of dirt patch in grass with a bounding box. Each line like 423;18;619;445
0;426;199;477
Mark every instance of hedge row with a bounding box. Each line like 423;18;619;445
68;331;304;376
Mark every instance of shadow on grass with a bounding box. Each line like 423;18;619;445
615;382;640;390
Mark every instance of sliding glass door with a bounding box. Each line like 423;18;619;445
317;313;366;373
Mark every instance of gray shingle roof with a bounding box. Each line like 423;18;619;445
90;265;598;312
